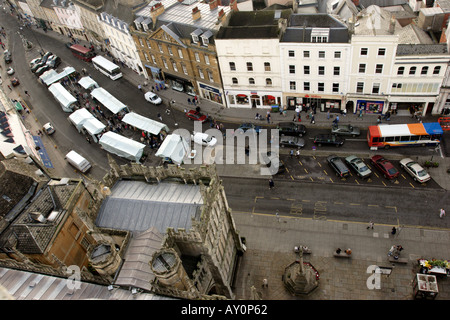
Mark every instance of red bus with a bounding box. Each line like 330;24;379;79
69;44;96;62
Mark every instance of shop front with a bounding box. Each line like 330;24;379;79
285;94;343;112
145;65;162;82
388;95;436;117
198;82;225;107
346;95;387;114
164;73;195;96
226;90;281;109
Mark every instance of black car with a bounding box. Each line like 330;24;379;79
40;51;53;64
327;155;350;178
280;136;305;148
277;122;306;137
35;65;50;76
313;134;344;147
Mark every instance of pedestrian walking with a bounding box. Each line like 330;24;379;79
266;113;271;124
157;113;162;121
7;85;11;90
269;179;274;189
391;227;397;235
138;84;142;91
290;149;294;158
327;110;330;120
440;208;446;219
295;149;300;158
275;210;280;222
262;278;268;288
310;114;315;124
367;221;374;229
86;136;91;144
188;98;191;105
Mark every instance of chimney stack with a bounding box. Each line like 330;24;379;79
218;8;226;23
150;3;165;25
192;6;201;21
230;0;238;11
209;0;218;10
389;15;396;34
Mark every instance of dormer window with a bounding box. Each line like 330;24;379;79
200;30;213;47
310;28;329;43
191;28;203;44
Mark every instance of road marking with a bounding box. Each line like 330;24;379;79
334;202;344;205
290;175;294;180
329;177;334;183
310;177;314;182
317;162;322;167
298;160;303;166
409;182;415;188
304;168;309;174
368;204;379;207
323;170;328;176
385;206;398;213
381;181;386;187
302;199;311;203
312;156;316;160
355;179;360;185
374;172;379;178
401;174;407;180
350;203;361;206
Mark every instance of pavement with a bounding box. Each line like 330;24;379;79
2;22;450;300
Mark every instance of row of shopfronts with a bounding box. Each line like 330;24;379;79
145;65;441;115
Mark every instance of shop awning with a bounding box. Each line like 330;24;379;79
14;101;23;111
122;112;169;136
83;118;106;135
40;66;76;86
48;83;77;112
99;131;145;163
68;108;94;131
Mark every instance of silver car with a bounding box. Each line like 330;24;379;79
280;136;305;148
399;158;430;183
345;155;372;178
331;124;360;137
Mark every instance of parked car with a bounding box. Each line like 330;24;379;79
345;155;372;179
40;51;53;64
35;65;50;77
144;91;162;105
327;155;350;178
265;151;286;174
280;136;305;149
29;57;41;68
192;132;217;147
277;122;306;137
11;78;20;87
237;123;261;134
4;50;12;64
31;61;46;73
43;122;55;135
313;134;344;147
399;158;431;183
185;110;207;122
46;55;61;68
371;155;399;179
6;67;14;75
331;124;360;137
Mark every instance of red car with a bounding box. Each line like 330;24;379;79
370;155;399;179
186;110;207;122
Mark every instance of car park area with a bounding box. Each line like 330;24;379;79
274;154;441;189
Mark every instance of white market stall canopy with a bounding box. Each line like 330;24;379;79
99;131;145;162
40;66;76;86
155;134;189;164
48;83;77;112
78;76;98;90
68;108;94;131
122;112;169;136
83;118;106;135
91;87;128;114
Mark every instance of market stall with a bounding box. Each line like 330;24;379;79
40;66;76;86
48;83;77;112
155;134;190;165
78;76;99;91
418;259;450;276
99;131;145;163
68;108;94;132
90;87;129;114
82;118;106;143
122;112;169;136
412;273;438;299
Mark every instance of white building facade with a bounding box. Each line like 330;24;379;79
280;14;351;112
99;12;147;77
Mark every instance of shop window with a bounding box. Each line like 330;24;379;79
236;94;248;105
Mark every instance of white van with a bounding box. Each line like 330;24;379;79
192;132;217;147
65;150;91;173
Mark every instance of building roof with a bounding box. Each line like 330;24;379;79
102;0;148;24
281;14;349;43
0;267;174;300
0;179;79;254
136;0;231;31
216;9;292;39
95;180;203;233
114;227;163;291
396;43;448;55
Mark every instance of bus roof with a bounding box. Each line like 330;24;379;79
70;44;92;54
373;122;443;137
